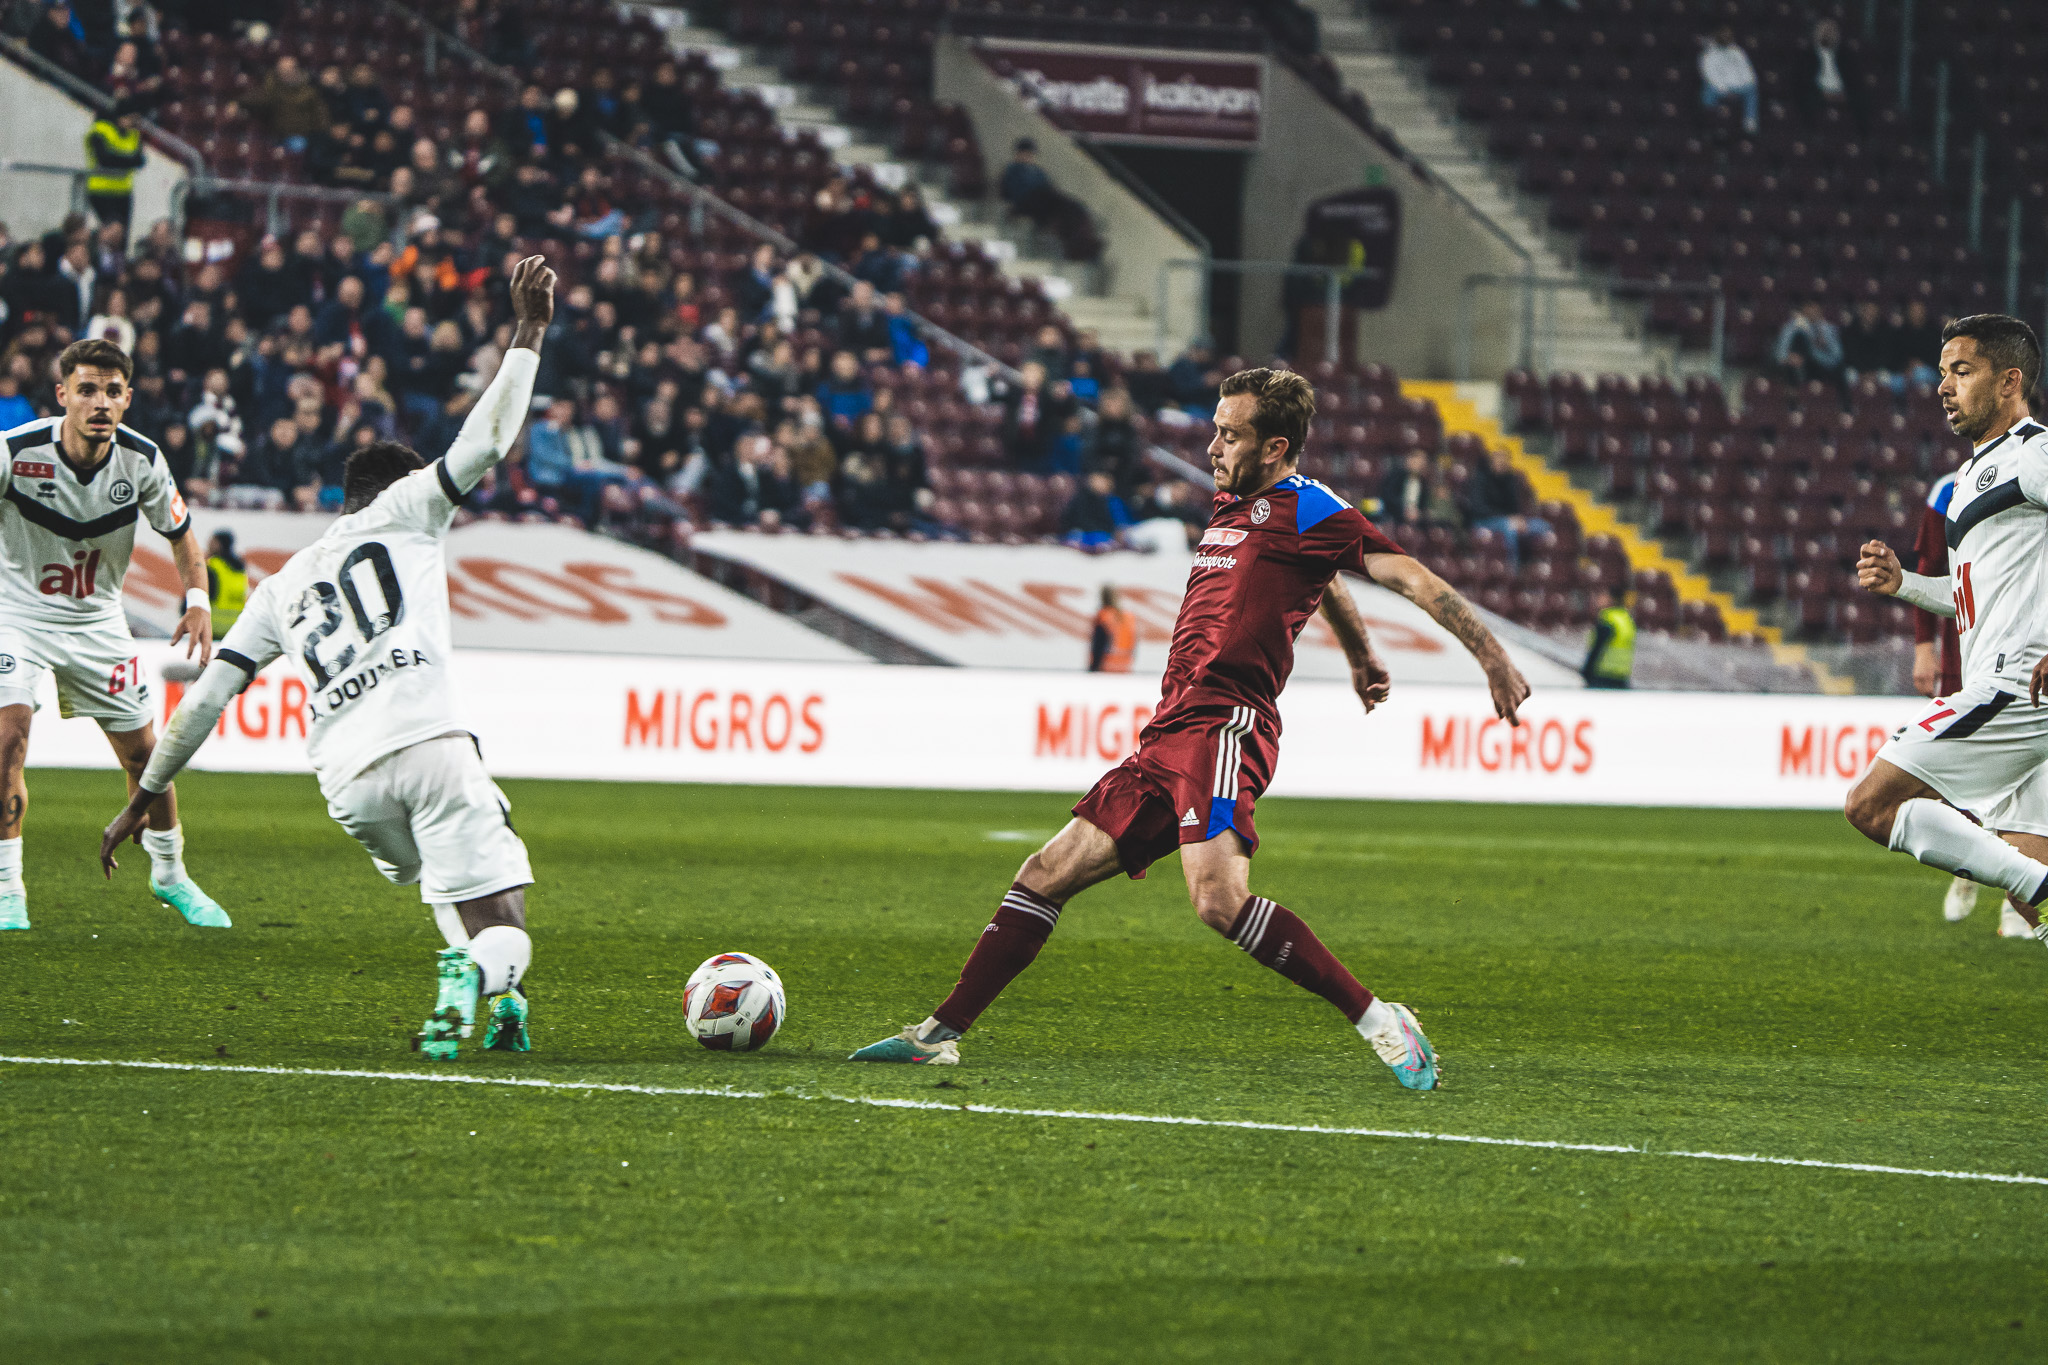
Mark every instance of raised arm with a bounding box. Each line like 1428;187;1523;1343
1319;574;1390;714
444;255;556;495
98;658;244;875
1363;551;1529;724
1856;538;1955;617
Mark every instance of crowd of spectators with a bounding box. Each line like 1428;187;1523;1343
0;3;1270;554
1773;298;1942;394
1374;443;1551;563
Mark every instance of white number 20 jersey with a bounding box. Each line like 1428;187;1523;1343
218;462;468;798
1945;418;2048;691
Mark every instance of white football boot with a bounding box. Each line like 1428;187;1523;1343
1942;876;1980;923
1997;900;2038;939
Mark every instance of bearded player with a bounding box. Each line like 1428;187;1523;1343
852;368;1531;1088
0;338;225;931
1851;314;2048;928
100;255;557;1059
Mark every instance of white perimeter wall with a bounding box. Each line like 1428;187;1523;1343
28;646;1920;810
0;53;185;244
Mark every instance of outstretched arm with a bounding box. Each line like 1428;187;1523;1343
444;255;556;495
1363;551;1529;724
99;659;245;875
1319;574;1391;714
1856;538;1954;617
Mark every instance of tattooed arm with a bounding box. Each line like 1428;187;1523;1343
1318;575;1391;714
1362;552;1531;724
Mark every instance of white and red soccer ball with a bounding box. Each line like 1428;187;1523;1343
683;952;786;1051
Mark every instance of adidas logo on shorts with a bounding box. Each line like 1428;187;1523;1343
1180;807;1199;827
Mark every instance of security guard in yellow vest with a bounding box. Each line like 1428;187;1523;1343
1581;587;1636;689
206;530;248;637
85;102;145;237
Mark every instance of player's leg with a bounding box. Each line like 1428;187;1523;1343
394;737;535;1058
0;703;29;930
1942;876;1981;922
1181;832;1439;1091
1993;828;2048;940
1845;743;2048;907
100;721;230;928
850;815;1126;1064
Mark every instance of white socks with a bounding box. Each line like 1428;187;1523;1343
1356;997;1398;1037
1890;799;2048;905
141;826;185;886
432;904;470;947
0;836;21;893
467;924;531;995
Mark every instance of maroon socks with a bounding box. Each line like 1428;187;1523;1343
930;882;1061;1036
928;886;1373;1037
1226;895;1374;1024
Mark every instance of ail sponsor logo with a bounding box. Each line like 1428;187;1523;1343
12;461;53;479
624;688;824;753
1779;724;1889;778
1420;715;1594;774
38;549;103;598
1035;702;1153;761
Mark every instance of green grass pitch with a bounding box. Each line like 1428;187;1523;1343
3;768;2046;1362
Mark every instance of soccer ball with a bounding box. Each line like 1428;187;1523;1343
683;952;787;1052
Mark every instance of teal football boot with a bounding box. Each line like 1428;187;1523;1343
482;990;530;1052
849;1024;959;1065
1360;1002;1440;1091
0;890;26;931
151;877;231;928
413;947;480;1061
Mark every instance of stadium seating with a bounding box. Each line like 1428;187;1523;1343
1375;0;2042;361
1503;366;1953;642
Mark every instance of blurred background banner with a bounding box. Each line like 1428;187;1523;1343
26;643;1912;811
977;40;1265;148
689;529;1582;688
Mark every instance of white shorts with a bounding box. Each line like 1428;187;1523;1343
1877;682;2048;832
0;619;153;731
325;734;533;904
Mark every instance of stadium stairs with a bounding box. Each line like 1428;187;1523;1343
659;6;1156;356
1303;0;1680;379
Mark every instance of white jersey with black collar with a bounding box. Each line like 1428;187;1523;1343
1944;417;2048;690
0;417;190;630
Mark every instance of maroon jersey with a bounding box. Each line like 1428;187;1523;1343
1154;473;1404;729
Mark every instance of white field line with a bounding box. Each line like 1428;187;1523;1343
5;1054;2045;1189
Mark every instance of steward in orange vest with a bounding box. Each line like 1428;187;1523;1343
1089;585;1136;673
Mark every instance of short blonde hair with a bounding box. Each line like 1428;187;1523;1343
1218;367;1315;462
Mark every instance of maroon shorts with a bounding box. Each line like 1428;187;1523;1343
1072;705;1278;878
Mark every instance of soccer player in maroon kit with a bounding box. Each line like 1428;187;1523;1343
852;369;1531;1088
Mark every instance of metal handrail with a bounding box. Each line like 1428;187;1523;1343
1458;273;1726;382
0;34;207;174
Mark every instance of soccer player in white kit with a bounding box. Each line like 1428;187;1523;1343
0;337;227;931
99;255;558;1059
1849;313;2048;934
